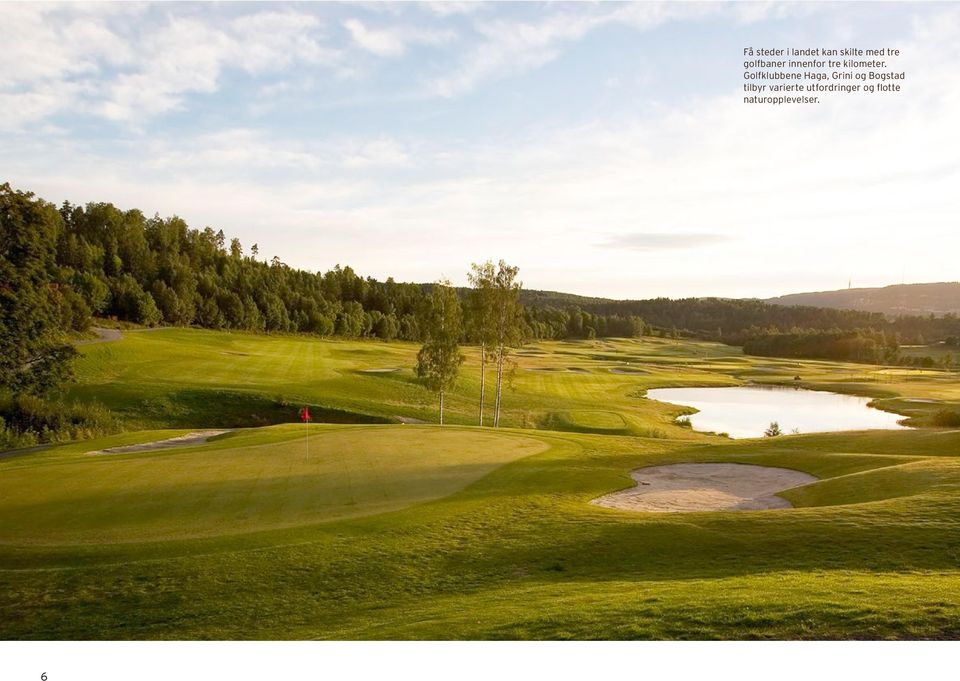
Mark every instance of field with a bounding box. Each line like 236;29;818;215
2;328;960;639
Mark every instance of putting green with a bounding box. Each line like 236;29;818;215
0;425;549;545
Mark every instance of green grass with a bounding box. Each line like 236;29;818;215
0;425;547;544
3;328;960;639
67;329;960;434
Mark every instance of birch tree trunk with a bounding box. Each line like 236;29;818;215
478;342;485;426
493;346;503;427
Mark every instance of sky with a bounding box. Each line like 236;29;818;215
2;1;959;299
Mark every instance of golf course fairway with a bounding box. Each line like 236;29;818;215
2;328;960;639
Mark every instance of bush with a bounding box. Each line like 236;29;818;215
931;409;960;428
0;394;118;449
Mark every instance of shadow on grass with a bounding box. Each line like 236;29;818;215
101;388;392;429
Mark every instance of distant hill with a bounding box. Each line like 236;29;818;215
765;282;960;317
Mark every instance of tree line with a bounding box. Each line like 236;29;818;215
522;294;960;346
3;184;646;345
742;330;900;364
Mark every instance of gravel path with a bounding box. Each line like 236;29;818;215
76;327;122;345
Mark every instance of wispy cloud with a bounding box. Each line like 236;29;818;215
3;2;959;297
599;233;734;251
427;9;612;97
424;2;734;98
0;6;342;127
343;18;455;57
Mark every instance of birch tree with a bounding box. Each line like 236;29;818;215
491;261;522;428
467;261;496;426
415;280;464;425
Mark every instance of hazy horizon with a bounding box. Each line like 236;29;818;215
4;1;959;299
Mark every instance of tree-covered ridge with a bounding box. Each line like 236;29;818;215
5;183;646;343
55;195;428;340
4;181;957;352
521;292;960;345
766;282;960;317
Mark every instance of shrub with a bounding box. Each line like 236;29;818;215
0;394;118;448
931;409;960;428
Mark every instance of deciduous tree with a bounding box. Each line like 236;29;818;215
415;281;464;425
491;261;522;427
0;184;78;396
467;261;496;426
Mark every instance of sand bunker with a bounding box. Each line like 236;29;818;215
89;430;229;455
592;463;817;513
360;368;401;374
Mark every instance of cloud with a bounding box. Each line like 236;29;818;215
4;3;960;297
343;18;454;57
101;12;342;122
341;137;410;168
137;128;412;177
0;6;342;126
424;3;737;98
599;233;734;251
423;2;484;18
427;10;610;97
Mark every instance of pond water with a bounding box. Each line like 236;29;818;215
646;385;908;439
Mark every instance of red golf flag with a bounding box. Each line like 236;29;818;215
299;406;310;423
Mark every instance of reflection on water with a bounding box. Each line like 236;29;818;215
647;385;907;439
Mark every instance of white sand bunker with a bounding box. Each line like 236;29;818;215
592;463;817;513
89;430;229;455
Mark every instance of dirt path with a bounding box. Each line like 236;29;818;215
592;463;817;513
88;430;230;455
76;327;123;345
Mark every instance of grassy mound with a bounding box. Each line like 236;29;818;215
540;410;630;435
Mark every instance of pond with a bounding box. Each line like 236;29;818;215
646;385;908;438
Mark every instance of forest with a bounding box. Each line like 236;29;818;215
522;293;960;346
1;183;646;344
